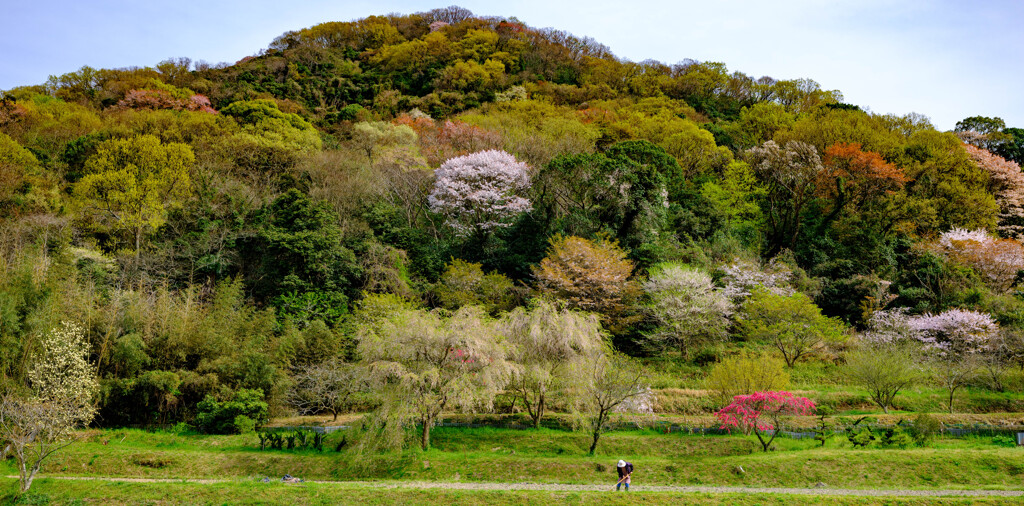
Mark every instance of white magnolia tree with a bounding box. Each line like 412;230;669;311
501;299;604;428
644;264;733;359
358;306;512;450
1;322;98;492
427;149;531;235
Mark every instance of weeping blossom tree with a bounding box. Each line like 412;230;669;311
358;306;513;450
427;149;531;235
716;391;815;452
502;299;605;429
719;258;794;302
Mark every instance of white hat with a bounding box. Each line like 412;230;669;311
617;460;626;467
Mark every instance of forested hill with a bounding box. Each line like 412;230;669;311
1;6;1024;427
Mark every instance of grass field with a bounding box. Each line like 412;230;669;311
3;426;1022;493
6;479;1022;506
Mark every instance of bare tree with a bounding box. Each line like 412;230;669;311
0;322;98;492
287;360;366;421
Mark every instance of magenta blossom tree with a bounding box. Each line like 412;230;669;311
717;391;815;451
427;149;531;236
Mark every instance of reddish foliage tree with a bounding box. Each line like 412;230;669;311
394;115;503;167
116;89;217;114
818;142;908;227
717;391;815;451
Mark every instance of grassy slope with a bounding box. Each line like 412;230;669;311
3;428;1021;490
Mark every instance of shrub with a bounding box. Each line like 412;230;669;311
705;351;789;404
881;426;914;448
909;413;941;446
233;415;256;434
195;389;268;434
848;427;875;447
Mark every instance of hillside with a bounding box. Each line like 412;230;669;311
1;5;1024;434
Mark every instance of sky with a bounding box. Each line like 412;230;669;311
2;0;1022;131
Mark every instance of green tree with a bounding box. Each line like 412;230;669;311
245;189;362;304
74;135;194;256
738;288;848;367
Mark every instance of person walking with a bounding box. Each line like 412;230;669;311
616;459;633;491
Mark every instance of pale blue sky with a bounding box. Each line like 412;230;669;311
2;0;1022;130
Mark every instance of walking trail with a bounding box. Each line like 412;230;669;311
8;475;1024;498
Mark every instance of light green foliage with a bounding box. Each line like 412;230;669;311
705;351;790;404
846;342;920;413
892;130;999;234
357;305;512;450
699;160;764;236
502;299;605;428
4;94;103;159
75;134;194;254
350;121;418;161
459;100;600;166
433;259;514;314
738;288;848;367
219;99;321;171
0;132;41;204
736;102;795;148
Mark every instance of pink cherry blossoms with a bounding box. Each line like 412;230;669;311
963;144;1024;239
428;149;531;235
933;228;1024;292
909;308;998;357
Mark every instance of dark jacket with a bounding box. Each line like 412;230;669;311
617;462;634;478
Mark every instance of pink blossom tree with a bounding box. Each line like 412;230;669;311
910;308;998;412
933;228;1024;292
963;144;1024;238
427;149;531;236
716;391;815;451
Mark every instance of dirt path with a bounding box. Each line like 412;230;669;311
8;475;1024;498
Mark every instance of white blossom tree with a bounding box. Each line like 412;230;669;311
358;306;512;450
644;264;733;359
962;144;1024;239
427;149;531;235
909;309;998;413
501;299;605;428
0;322;98;492
720;258;794;302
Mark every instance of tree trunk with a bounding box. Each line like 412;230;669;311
421;418;431;451
589;429;601;455
533;393;545;429
332;410;338;422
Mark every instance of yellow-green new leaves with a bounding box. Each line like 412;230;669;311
75;135;194;254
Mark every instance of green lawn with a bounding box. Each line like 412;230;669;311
3;427;1022;491
2;480;1019;506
